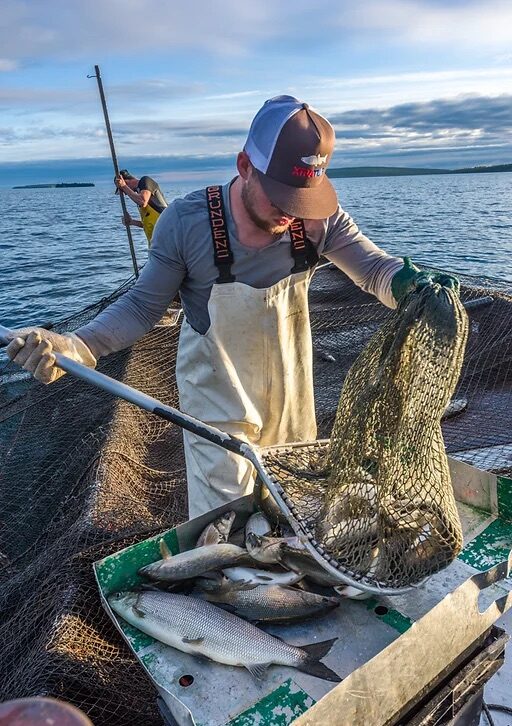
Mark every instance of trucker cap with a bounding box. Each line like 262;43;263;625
244;95;338;219
114;169;135;194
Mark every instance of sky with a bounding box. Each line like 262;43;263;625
1;0;512;183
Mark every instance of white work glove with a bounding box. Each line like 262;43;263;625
5;328;97;384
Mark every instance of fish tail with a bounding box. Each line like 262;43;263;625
301;637;337;660
297;638;341;683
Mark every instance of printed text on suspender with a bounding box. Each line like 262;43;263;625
206;186;235;283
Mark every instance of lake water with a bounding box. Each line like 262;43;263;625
1;172;511;329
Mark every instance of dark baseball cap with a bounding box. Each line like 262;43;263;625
244;95;338;219
114;169;135;194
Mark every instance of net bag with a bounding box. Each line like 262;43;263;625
316;283;469;588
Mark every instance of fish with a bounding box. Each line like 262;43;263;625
279;546;346;587
442;397;468;420
195;510;236;548
245;532;304;564
194;571;258;594
245;511;272;540
334;584;373;600
195;584;340;623
138;540;247;583
222;566;304;588
109;590;340;682
246;533;344;586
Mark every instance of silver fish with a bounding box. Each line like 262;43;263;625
246;532;304;564
194;571;257;594
109;590;340;682
279;546;346;587
334;584;373;600
196;584;340;623
245;511;272;540
442;397;468;420
196;510;236;548
138;540;246;582
222;566;303;588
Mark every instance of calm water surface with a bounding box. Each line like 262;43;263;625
1;173;511;328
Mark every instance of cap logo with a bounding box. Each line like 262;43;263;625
301;153;328;166
292;165;325;178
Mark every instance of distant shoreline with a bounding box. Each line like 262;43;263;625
12;182;95;189
328;163;512;179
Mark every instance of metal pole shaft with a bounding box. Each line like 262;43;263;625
93;65;139;278
0;324;245;455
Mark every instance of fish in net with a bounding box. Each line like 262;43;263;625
312;283;469;588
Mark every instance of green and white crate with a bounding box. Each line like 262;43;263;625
94;458;512;726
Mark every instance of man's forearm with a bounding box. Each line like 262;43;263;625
123;187;146;206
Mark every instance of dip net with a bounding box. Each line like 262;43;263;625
323;285;468;586
0;266;511;723
261;284;468;591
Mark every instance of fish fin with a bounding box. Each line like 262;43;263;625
198;527;221;547
297;659;341;683
297;638;340;683
134;583;162;592
246;663;270;680
159;539;172;559
256;574;273;582
132;605;146;618
182;636;205;644
300;637;337;661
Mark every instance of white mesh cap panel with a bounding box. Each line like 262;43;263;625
244;95;303;173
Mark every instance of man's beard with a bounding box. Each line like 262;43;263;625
241;181;291;238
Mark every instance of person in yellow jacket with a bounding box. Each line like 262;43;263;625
115;169;167;245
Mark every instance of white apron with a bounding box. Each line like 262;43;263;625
176;191;318;518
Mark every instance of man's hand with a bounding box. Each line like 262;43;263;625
391;257;460;302
115;175;127;192
121;212;134;226
6;329;96;384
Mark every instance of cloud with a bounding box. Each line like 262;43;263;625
0;58;18;71
330;94;512;133
3;0;512;68
335;0;512;49
0;0;279;62
327;94;512;167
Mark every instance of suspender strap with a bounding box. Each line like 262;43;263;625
206;186;235;283
289;219;319;273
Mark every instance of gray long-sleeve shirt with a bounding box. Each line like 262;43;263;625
77;181;403;359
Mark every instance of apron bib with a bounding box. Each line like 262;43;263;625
176;185;318;517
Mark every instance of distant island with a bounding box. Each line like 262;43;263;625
328;163;512;179
12;182;95;189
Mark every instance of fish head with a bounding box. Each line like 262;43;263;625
246;532;284;563
245;531;263;553
108;591;138;614
218;510;236;534
245;511;272;538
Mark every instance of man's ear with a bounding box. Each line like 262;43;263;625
237;151;252;180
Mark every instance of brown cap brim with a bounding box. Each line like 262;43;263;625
255;169;338;220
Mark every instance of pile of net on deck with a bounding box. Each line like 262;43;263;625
0;266;511;724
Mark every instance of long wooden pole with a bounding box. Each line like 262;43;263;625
92;65;139;277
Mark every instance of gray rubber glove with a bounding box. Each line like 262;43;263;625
6;328;96;384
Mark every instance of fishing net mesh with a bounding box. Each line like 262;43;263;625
0;265;511;723
261;284;469;589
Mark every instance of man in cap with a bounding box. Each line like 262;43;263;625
115;169;168;245
6;95;458;518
